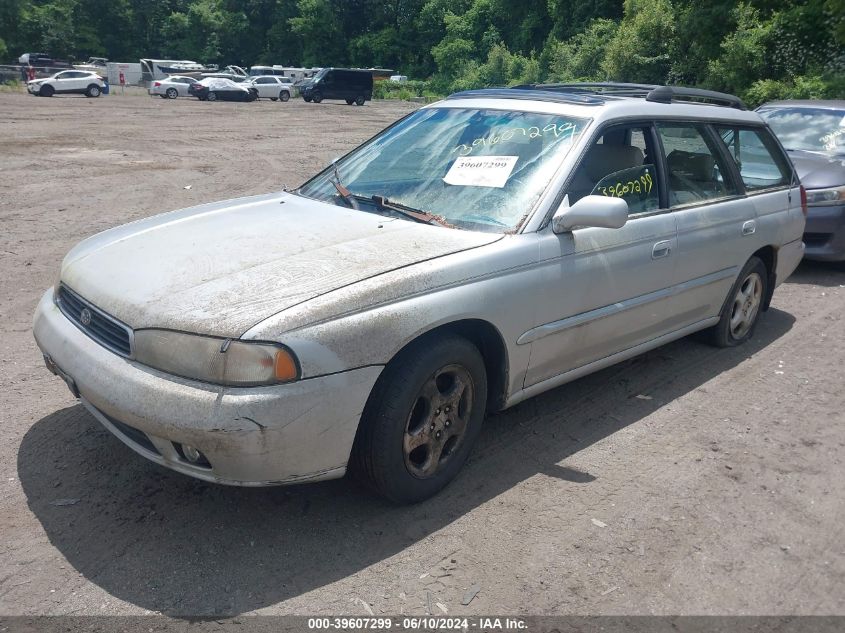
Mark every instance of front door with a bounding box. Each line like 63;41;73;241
523;122;679;388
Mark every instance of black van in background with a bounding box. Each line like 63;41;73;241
300;68;373;105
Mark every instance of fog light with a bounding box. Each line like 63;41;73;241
183;445;203;463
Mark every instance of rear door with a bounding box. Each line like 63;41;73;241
656;121;761;323
524;122;680;387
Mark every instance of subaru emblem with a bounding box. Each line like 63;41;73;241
80;307;92;326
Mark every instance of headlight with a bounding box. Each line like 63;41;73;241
133;329;299;386
805;185;845;207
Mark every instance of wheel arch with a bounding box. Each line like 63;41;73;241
383;319;510;413
751;245;777;310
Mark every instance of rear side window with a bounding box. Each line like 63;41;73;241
714;126;792;191
657;123;738;207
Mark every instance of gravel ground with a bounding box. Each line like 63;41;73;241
0;90;843;618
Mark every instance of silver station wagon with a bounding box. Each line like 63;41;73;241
33;82;805;503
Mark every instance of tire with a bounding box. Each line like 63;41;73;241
85;84;101;97
279;90;290;102
303;96;312;102
701;256;768;347
166;88;178;99
159;94;168;99
345;98;354;105
355;94;365;106
352;334;488;504
311;90;323;103
206;91;217;102
270;97;278;101
40;85;54;97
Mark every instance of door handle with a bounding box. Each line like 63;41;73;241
652;240;672;259
742;220;756;236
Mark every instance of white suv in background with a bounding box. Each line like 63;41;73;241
28;70;105;97
245;75;294;101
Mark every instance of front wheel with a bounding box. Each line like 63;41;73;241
352;334;487;504
702;256;768;347
279;90;290;102
40;85;54;97
311;90;322;103
303;96;312;102
355;94;365;106
85;84;101;97
345;98;354;105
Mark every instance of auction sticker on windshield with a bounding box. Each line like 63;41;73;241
443;156;518;188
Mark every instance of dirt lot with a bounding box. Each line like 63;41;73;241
0;89;843;618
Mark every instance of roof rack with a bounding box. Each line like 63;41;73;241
445;88;605;107
512;82;747;110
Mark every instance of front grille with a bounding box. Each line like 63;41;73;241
57;284;133;357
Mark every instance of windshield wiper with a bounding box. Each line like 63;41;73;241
330;162;359;209
370;195;453;228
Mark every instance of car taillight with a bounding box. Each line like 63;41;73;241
800;185;808;217
154;82;161;87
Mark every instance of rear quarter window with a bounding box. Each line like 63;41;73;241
714;125;793;192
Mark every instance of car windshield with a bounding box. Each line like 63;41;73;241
298;106;587;232
758;107;845;155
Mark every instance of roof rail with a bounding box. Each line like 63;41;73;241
445;88;605;106
513;82;747;110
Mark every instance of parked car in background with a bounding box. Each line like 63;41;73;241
189;77;257;102
300;68;373;105
244;75;293;101
249;65;287;77
33;83;804;503
757;100;845;262
27;70;105;97
149;75;198;99
390;75;409;82
18;52;71;68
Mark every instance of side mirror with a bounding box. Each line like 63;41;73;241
552;195;629;234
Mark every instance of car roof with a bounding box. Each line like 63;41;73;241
758;100;845;109
250;75;281;80
430;87;764;126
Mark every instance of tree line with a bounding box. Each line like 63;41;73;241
1;0;843;105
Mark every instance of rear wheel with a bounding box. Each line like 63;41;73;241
85;84;101;97
303;96;312;102
311;90;323;103
206;91;217;102
40;84;54;97
352;334;487;504
701;256;767;347
355;94;365;106
166;87;178;99
345;98;354;105
159;94;168;99
279;90;290;102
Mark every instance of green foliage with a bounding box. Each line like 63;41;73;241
0;0;842;104
546;18;617;82
601;0;676;84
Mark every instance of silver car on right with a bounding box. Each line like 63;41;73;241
757;100;845;261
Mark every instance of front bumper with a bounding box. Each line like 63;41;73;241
803;203;845;261
33;288;382;485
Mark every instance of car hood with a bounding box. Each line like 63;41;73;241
60;192;502;337
787;149;845;190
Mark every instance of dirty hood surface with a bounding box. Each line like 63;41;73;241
61;192;502;337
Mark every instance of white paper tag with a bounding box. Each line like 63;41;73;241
443;156;518;188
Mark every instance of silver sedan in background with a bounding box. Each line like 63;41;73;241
149;75;198;99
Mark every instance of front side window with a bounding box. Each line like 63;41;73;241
298;107;587;232
568;125;660;214
715;126;792;191
758;107;845;155
657;123;738;207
